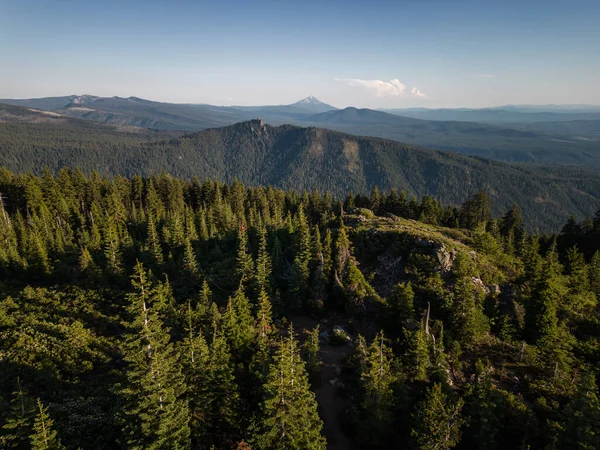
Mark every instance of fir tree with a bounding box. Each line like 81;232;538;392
388;281;415;326
1;378;36;449
251;327;326;450
358;331;398;446
236;223;254;285
255;227;272;295
290;206;312;307
412;383;464;450
303;325;321;378
223;283;256;356
463;362;503;450
147;214;163;265
120;262;191;449
558;373;600;449
29;399;65;450
405;325;430;382
204;331;242;449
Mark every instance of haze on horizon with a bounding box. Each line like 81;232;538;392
1;0;599;109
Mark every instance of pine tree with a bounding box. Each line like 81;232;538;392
29;399;65;450
251;327;326;450
309;225;327;310
448;277;489;344
256;288;274;342
335;222;351;274
103;221;122;274
463;362;503;450
181;302;211;447
1;378;36;449
558;373;600;449
182;237;199;278
525;244;565;343
255;227;272;295
223;283;256;356
204;331;242;449
236;223;254;285
388;282;415;326
120;262;191;449
369;186;381;214
303;325;321;378
290;206;312;307
358;331;398;446
405;325;430;382
147;214;163;265
412;383;464;450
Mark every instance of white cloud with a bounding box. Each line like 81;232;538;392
335;78;406;97
411;87;427;98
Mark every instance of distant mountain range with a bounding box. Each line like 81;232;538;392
380;107;600;123
1;94;599;166
1;103;599;231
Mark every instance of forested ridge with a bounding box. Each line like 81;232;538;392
1;169;600;449
2;109;600;231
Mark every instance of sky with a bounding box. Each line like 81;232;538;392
1;0;599;108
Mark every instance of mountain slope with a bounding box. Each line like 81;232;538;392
1;110;599;230
3;95;598;166
381;107;600;123
300;107;600;166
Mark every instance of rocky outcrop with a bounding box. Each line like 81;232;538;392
413;238;457;273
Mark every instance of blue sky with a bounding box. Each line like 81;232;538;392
1;0;599;108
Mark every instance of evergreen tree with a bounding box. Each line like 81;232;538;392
1;378;36;449
204;331;242;448
358;331;398;447
448;277;489;344
181;302;211;447
236;223;254;285
558;373;600;449
412;383;464;450
251;327;326;450
256;288;274;342
223;283;256;356
388;281;415;326
182;237;199;278
120;262;191;449
290;206;312;308
303;325;321;379
405;325;430;382
103;221;122;274
29;399;65;450
525;244;565;343
369;186;381;214
463;362;503;450
255;227;272;295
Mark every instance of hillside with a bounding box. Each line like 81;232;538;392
1;171;599;449
3;95;599;167
299;108;600;166
1;110;599;230
382;107;600;123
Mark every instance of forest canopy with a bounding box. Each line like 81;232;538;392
0;169;599;449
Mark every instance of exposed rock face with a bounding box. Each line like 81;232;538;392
471;276;490;294
413;238;456;273
435;245;456;272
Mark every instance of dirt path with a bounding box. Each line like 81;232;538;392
290;316;356;450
